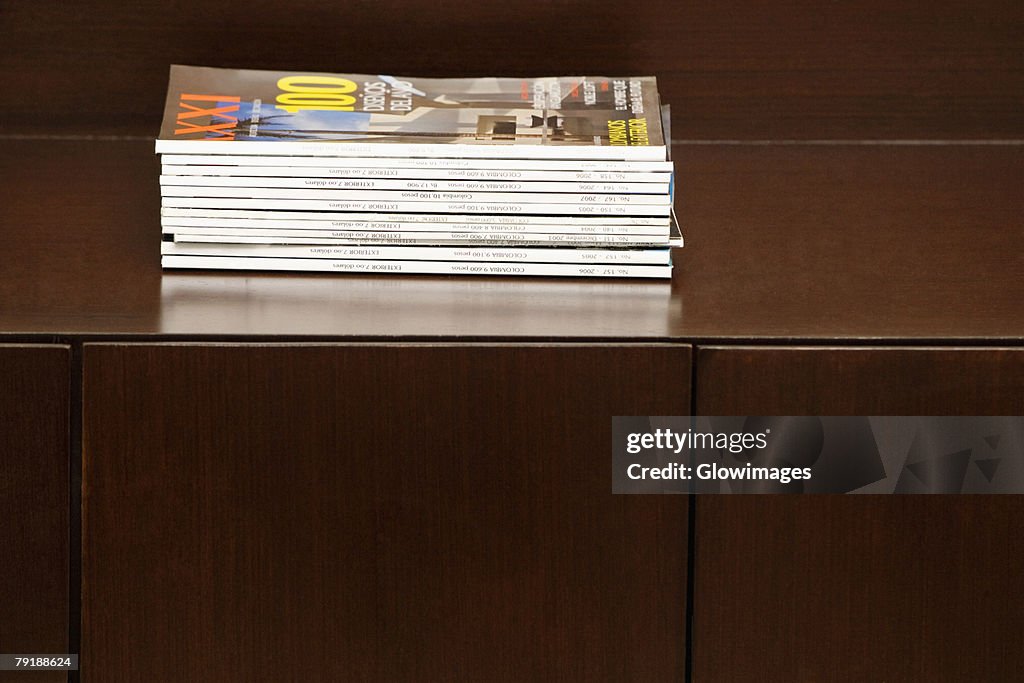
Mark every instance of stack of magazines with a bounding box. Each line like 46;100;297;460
156;65;681;279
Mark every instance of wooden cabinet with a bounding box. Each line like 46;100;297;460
0;48;1020;678
6;340;1024;682
693;346;1024;682
0;345;69;683
82;343;690;681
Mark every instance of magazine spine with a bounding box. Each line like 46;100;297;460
161;197;672;217
161;241;670;265
163;225;667;242
161;164;672;183
159;155;675;172
160;185;670;205
166;231;675;247
161;218;667;237
160;208;670;226
154;140;668;161
159;175;668;194
161;254;672;279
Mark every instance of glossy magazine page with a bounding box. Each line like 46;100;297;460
156;65;666;160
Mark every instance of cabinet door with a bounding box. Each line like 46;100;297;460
0;345;69;683
694;346;1024;682
83;343;690;682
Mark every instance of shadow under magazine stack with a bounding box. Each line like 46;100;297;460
156;65;681;278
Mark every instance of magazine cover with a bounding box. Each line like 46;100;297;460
156;65;667;160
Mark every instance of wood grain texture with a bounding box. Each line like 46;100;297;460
1;140;1022;340
1;1;1021;139
82;343;690;682
672;144;1024;341
0;345;70;683
694;346;1024;682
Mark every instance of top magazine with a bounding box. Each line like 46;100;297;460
156;65;667;160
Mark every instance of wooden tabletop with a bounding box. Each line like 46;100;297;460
0;139;1020;341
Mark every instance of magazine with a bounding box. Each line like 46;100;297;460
156;65;667;160
159;174;669;195
161;255;672;279
159;208;670;227
161;196;672;217
164;230;675;247
159;185;670;205
160;154;674;173
161;241;670;265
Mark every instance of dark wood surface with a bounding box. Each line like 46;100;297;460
3;5;1021;680
2;2;1021;139
82;343;690;682
0;345;69;683
0;140;1021;340
694;346;1024;682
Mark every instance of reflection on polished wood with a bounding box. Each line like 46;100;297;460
0;140;1020;340
157;275;678;338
